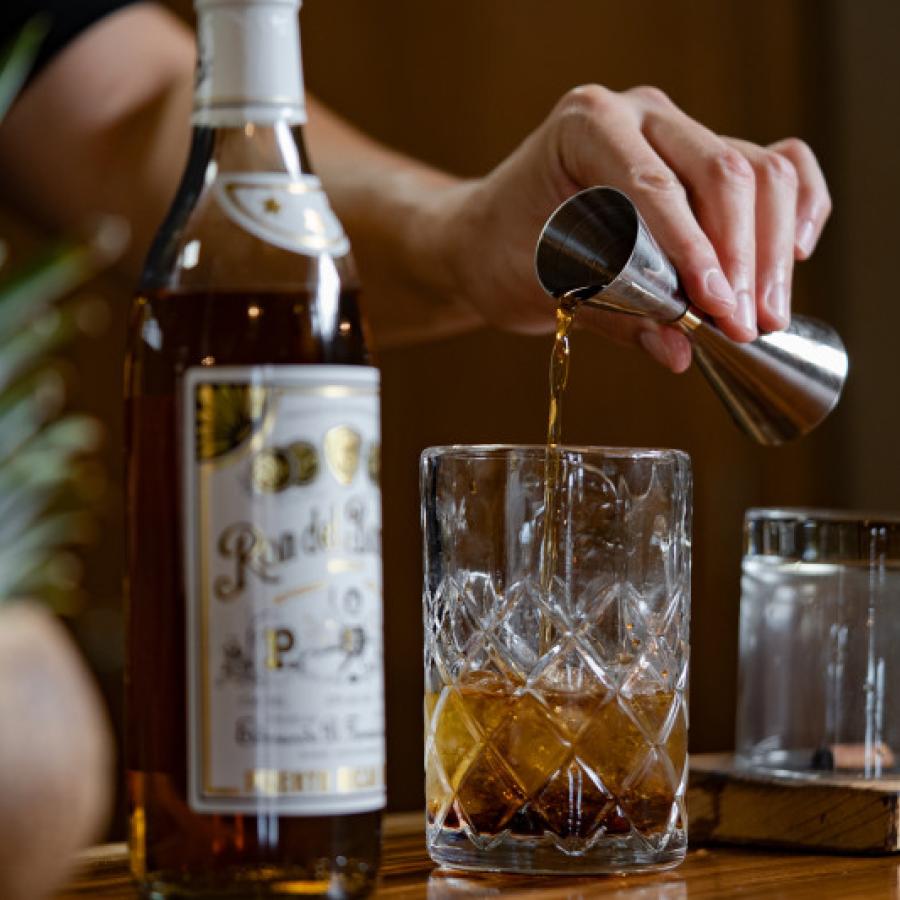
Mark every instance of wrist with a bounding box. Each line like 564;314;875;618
409;176;485;324
362;167;485;341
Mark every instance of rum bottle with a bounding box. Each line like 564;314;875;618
125;1;384;895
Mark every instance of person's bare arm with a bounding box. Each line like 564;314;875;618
0;4;194;277
0;3;831;363
0;3;480;346
302;98;482;344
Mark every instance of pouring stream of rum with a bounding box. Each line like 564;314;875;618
540;297;578;654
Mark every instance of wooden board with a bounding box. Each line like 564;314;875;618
687;753;900;853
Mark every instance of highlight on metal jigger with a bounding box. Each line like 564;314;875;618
534;186;848;446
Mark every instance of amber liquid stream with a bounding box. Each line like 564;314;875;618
539;298;577;653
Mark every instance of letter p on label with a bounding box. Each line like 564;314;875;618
266;627;295;669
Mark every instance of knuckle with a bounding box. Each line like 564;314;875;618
667;234;712;267
627;85;672;108
627;164;683;197
759;151;799;188
560;83;617;119
777;136;814;163
708;146;756;190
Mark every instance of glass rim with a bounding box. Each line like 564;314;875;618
746;507;900;527
421;443;690;464
744;506;900;564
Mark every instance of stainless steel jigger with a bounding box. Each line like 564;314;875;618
534;186;848;445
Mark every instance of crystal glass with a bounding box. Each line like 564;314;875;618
421;445;692;874
737;508;900;777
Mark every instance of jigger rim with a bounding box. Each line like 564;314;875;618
534;185;639;300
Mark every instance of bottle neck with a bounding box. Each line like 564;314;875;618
193;0;306;128
195;121;313;176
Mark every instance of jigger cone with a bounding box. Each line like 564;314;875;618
534;186;848;446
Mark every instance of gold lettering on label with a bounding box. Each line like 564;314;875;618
324;425;361;485
245;769;331;794
336;766;381;792
272;580;328;604
340;626;365;655
265;627;295;669
241;767;383;795
327;558;362;575
273;580;327;605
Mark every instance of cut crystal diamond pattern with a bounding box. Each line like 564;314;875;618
423;449;690;862
533;760;615;845
425;594;688;852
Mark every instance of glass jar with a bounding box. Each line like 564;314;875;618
736;508;900;777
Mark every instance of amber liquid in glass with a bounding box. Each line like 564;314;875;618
425;673;684;839
125;288;380;897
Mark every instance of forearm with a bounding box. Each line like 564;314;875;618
305;99;482;346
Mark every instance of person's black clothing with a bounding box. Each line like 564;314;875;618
1;0;141;83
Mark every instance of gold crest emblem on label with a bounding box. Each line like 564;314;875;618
251;449;292;493
288;441;319;485
195;384;267;461
367;443;380;485
324;426;361;485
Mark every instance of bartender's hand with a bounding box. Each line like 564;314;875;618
438;85;831;371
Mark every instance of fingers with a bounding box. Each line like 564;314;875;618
725;137;798;332
637;96;759;340
638;327;692;373
768;137;832;259
574;302;692;373
553;86;738;326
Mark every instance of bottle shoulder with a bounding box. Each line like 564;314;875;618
141;182;359;294
140;125;357;294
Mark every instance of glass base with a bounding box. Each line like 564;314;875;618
427;825;686;875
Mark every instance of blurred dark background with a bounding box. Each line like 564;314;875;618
2;0;898;832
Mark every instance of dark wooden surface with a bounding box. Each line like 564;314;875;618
60;810;900;899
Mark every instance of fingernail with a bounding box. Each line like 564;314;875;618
638;330;670;368
765;281;789;326
733;290;757;338
704;268;735;308
797;219;817;257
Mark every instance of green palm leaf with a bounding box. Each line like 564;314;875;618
0;21;126;609
0;15;48;121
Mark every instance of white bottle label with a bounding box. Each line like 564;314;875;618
184;364;385;815
215;173;351;258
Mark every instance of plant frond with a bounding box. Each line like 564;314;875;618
0;15;49;122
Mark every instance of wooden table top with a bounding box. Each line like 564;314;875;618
61;811;900;899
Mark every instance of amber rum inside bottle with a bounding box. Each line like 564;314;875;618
125;2;384;896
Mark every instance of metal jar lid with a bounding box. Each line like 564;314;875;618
744;507;900;565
